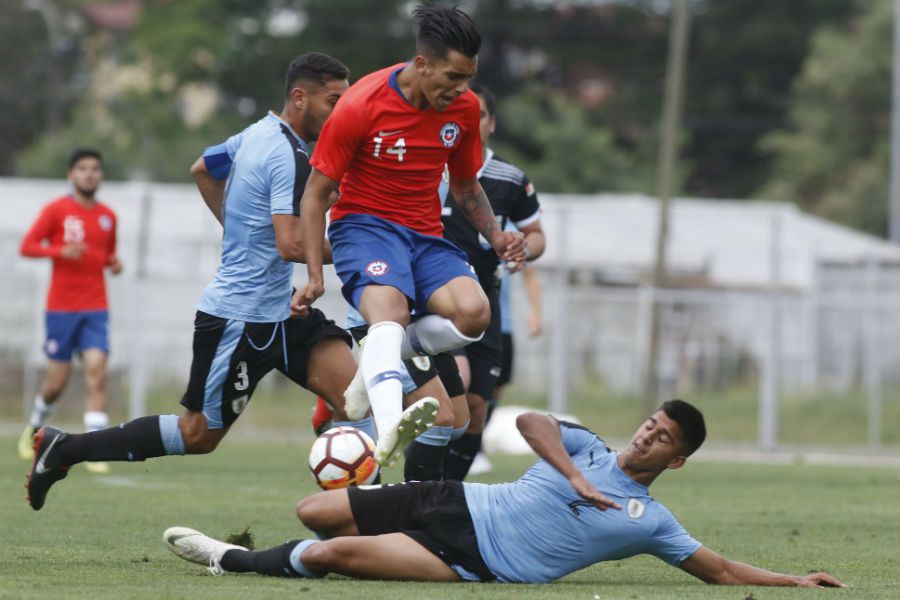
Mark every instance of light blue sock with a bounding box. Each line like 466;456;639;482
289;539;323;578
158;414;185;455
415;425;453;447
334;416;377;442
451;418;470;441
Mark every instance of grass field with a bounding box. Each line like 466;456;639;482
2;431;898;600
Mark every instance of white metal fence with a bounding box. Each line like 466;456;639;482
2;179;898;447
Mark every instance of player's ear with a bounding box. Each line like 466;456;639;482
291;85;308;110
666;455;687;470
413;54;430;75
488;115;496;135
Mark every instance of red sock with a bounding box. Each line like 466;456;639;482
312;397;334;436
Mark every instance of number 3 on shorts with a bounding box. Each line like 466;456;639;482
234;361;249;391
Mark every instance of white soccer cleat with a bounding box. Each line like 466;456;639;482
374;397;439;467
343;337;370;421
163;526;246;576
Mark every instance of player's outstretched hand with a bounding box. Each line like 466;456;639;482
569;472;621;511
797;572;847;588
491;230;526;263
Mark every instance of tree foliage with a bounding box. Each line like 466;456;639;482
759;0;891;235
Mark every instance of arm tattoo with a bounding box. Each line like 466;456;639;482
459;187;498;241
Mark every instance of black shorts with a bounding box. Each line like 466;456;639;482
461;287;502;400
349;326;466;398
348;480;495;581
180;309;351;429
497;332;513;388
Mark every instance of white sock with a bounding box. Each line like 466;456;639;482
84;410;109;433
401;314;483;358
29;394;55;429
361;321;405;438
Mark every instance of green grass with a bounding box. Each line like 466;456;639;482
2;433;898;599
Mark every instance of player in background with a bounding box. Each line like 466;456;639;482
296;4;524;467
469;256;543;476
25;53;399;512
18;148;123;475
440;84;545;481
164;400;845;589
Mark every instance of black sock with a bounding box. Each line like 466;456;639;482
220;541;304;577
443;433;482;481
56;416;167;465
403;440;446;482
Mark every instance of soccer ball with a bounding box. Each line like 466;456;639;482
308;426;379;490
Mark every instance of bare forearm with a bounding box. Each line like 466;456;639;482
455;187;499;242
717;561;801;587
194;173;225;225
523;266;542;313
524;230;545;261
300;199;327;281
516;413;579;479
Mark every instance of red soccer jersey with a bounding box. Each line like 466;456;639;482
20;195;118;311
311;63;483;237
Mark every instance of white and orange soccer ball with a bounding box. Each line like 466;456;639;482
308;426;379;490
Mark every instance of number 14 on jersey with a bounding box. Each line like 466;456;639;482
373;136;406;162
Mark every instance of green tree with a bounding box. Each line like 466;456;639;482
759;0;891;235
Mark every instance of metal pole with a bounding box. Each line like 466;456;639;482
863;256;882;446
643;0;692;418
548;205;570;415
759;212;782;450
891;0;900;243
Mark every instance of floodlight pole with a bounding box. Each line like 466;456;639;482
891;0;900;243
642;0;692;418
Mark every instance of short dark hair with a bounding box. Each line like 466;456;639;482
68;147;102;170
661;399;706;455
284;52;349;97
470;83;496;117
414;3;481;59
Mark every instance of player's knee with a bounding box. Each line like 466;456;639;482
454;299;490;337
296;494;329;529
178;416;221;454
434;402;454;428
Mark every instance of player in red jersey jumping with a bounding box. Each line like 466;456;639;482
297;4;524;467
18;148;122;474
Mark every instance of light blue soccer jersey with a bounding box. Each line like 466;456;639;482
197;112;310;322
463;422;701;583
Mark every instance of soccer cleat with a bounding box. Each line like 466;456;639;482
374;397;439;467
343;337;370;421
163;527;247;576
26;426;70;511
84;461;110;474
17;426;36;461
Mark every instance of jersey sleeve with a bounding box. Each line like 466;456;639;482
558;420;607;456
267;144;310;216
510;174;541;228
647;506;702;566
203;131;244;181
446;97;483;180
309;99;368;183
20;203;61;258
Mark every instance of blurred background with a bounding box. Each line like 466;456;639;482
1;0;899;452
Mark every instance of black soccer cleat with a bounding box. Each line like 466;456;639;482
26;426;70;511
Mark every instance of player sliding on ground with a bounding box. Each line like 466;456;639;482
295;3;525;467
164;400;845;588
25;53;437;512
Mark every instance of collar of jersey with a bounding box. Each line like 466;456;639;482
476;148;494;179
610;451;650;496
267;111;309;153
388;63;416;108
